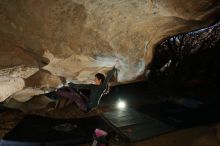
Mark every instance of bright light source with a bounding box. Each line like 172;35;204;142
117;100;126;109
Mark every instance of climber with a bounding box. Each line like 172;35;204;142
45;61;119;112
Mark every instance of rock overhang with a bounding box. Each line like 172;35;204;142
0;0;220;101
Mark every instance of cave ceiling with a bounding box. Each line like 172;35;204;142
0;0;220;102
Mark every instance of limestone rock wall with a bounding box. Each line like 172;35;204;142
0;0;220;101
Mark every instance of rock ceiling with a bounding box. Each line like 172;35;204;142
0;0;220;102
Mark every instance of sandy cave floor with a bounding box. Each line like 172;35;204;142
1;104;220;146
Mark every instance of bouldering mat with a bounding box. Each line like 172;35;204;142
1;115;114;146
103;108;175;142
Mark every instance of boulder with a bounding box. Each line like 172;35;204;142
0;0;220;101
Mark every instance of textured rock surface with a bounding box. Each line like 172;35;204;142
0;0;220;101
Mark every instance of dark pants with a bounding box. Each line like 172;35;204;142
46;86;88;112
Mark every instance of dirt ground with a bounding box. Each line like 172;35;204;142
80;122;220;146
1;104;220;146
